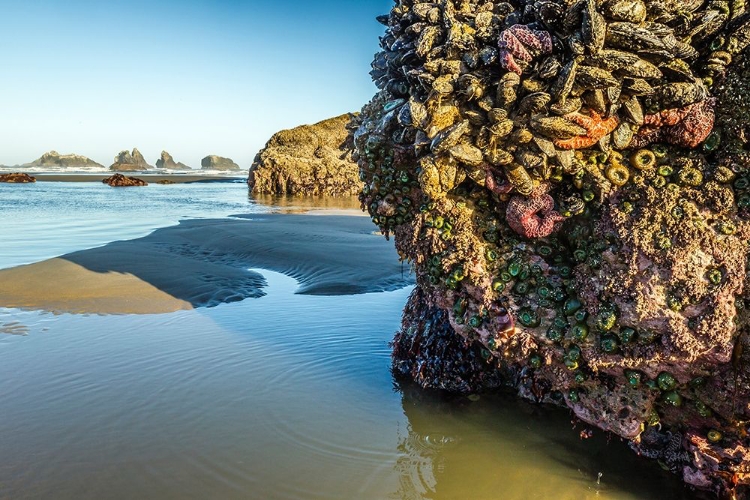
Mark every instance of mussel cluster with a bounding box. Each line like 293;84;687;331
355;0;750;496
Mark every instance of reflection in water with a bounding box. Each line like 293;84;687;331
250;193;363;213
0;320;29;336
392;382;704;500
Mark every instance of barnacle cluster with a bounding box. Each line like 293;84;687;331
356;0;750;496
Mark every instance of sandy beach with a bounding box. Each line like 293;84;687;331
0;214;413;314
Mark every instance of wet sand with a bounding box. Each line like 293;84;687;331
31;173;244;183
0;214;413;314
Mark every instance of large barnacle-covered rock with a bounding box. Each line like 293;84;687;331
356;0;750;497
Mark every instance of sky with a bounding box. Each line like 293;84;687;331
0;0;392;168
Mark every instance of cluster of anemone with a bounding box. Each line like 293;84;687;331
356;0;750;496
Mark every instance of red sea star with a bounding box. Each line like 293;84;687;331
506;189;565;238
630;98;716;149
554;111;619;149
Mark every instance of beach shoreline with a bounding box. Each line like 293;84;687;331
0;213;413;315
28;173;245;183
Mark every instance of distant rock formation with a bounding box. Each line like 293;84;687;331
23;151;104;169
155;151;190;170
102;173;148;187
0;172;36;183
201;155;240;171
110;148;152;171
247;114;361;196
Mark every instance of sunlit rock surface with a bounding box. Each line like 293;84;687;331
248;114;361;196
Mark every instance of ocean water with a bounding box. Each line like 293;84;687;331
0;182;699;499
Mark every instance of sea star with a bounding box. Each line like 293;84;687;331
630;98;716;149
554;111;619;149
498;24;553;75
506;189;565;238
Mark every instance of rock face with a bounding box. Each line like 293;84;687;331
102;173;148;187
110;148;152;171
24;151;104;169
357;2;750;497
155;151;190;170
248;114;361;196
201;155;240;171
0;172;36;183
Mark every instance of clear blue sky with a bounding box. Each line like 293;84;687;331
0;0;391;168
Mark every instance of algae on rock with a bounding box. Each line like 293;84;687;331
248;114;361;196
356;1;750;497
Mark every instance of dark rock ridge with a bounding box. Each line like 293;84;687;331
201;155;239;171
357;1;750;497
248;114;361;196
155;151;190;170
110;148;152;171
102;173;148;187
23;151;104;169
0;172;36;183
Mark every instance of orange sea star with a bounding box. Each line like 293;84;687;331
554;111;619;150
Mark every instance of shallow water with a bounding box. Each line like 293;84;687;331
0;183;699;499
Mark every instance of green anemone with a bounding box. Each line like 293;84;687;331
707;268;723;285
529;354;543;369
707;429;723;443
517;307;541;328
630;149;657;170
606;164;630;187
703;131;721;152
468;315;483;328
619;327;637;344
567;345;582;362
595;309;617;331
600;333;620;354
574;371;586;384
657;372;678;392
568;388;580;403
661;391;683;407
547;327;563;342
564;298;582;316
625;369;642;387
571;323;589;341
492;278;505;293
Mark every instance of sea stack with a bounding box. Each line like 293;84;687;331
248;113;361;196
356;1;750;497
155;151;190;170
23;151;104;169
201;155;240;171
110;148;152;171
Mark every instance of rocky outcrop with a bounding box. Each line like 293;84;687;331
155;151;190;170
23;151;104;169
357;2;750;498
110;148;152;171
0;172;36;183
102;173;148;187
201;155;240;171
248;114;361;196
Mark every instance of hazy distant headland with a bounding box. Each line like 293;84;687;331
2;149;246;174
22;151;104;169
